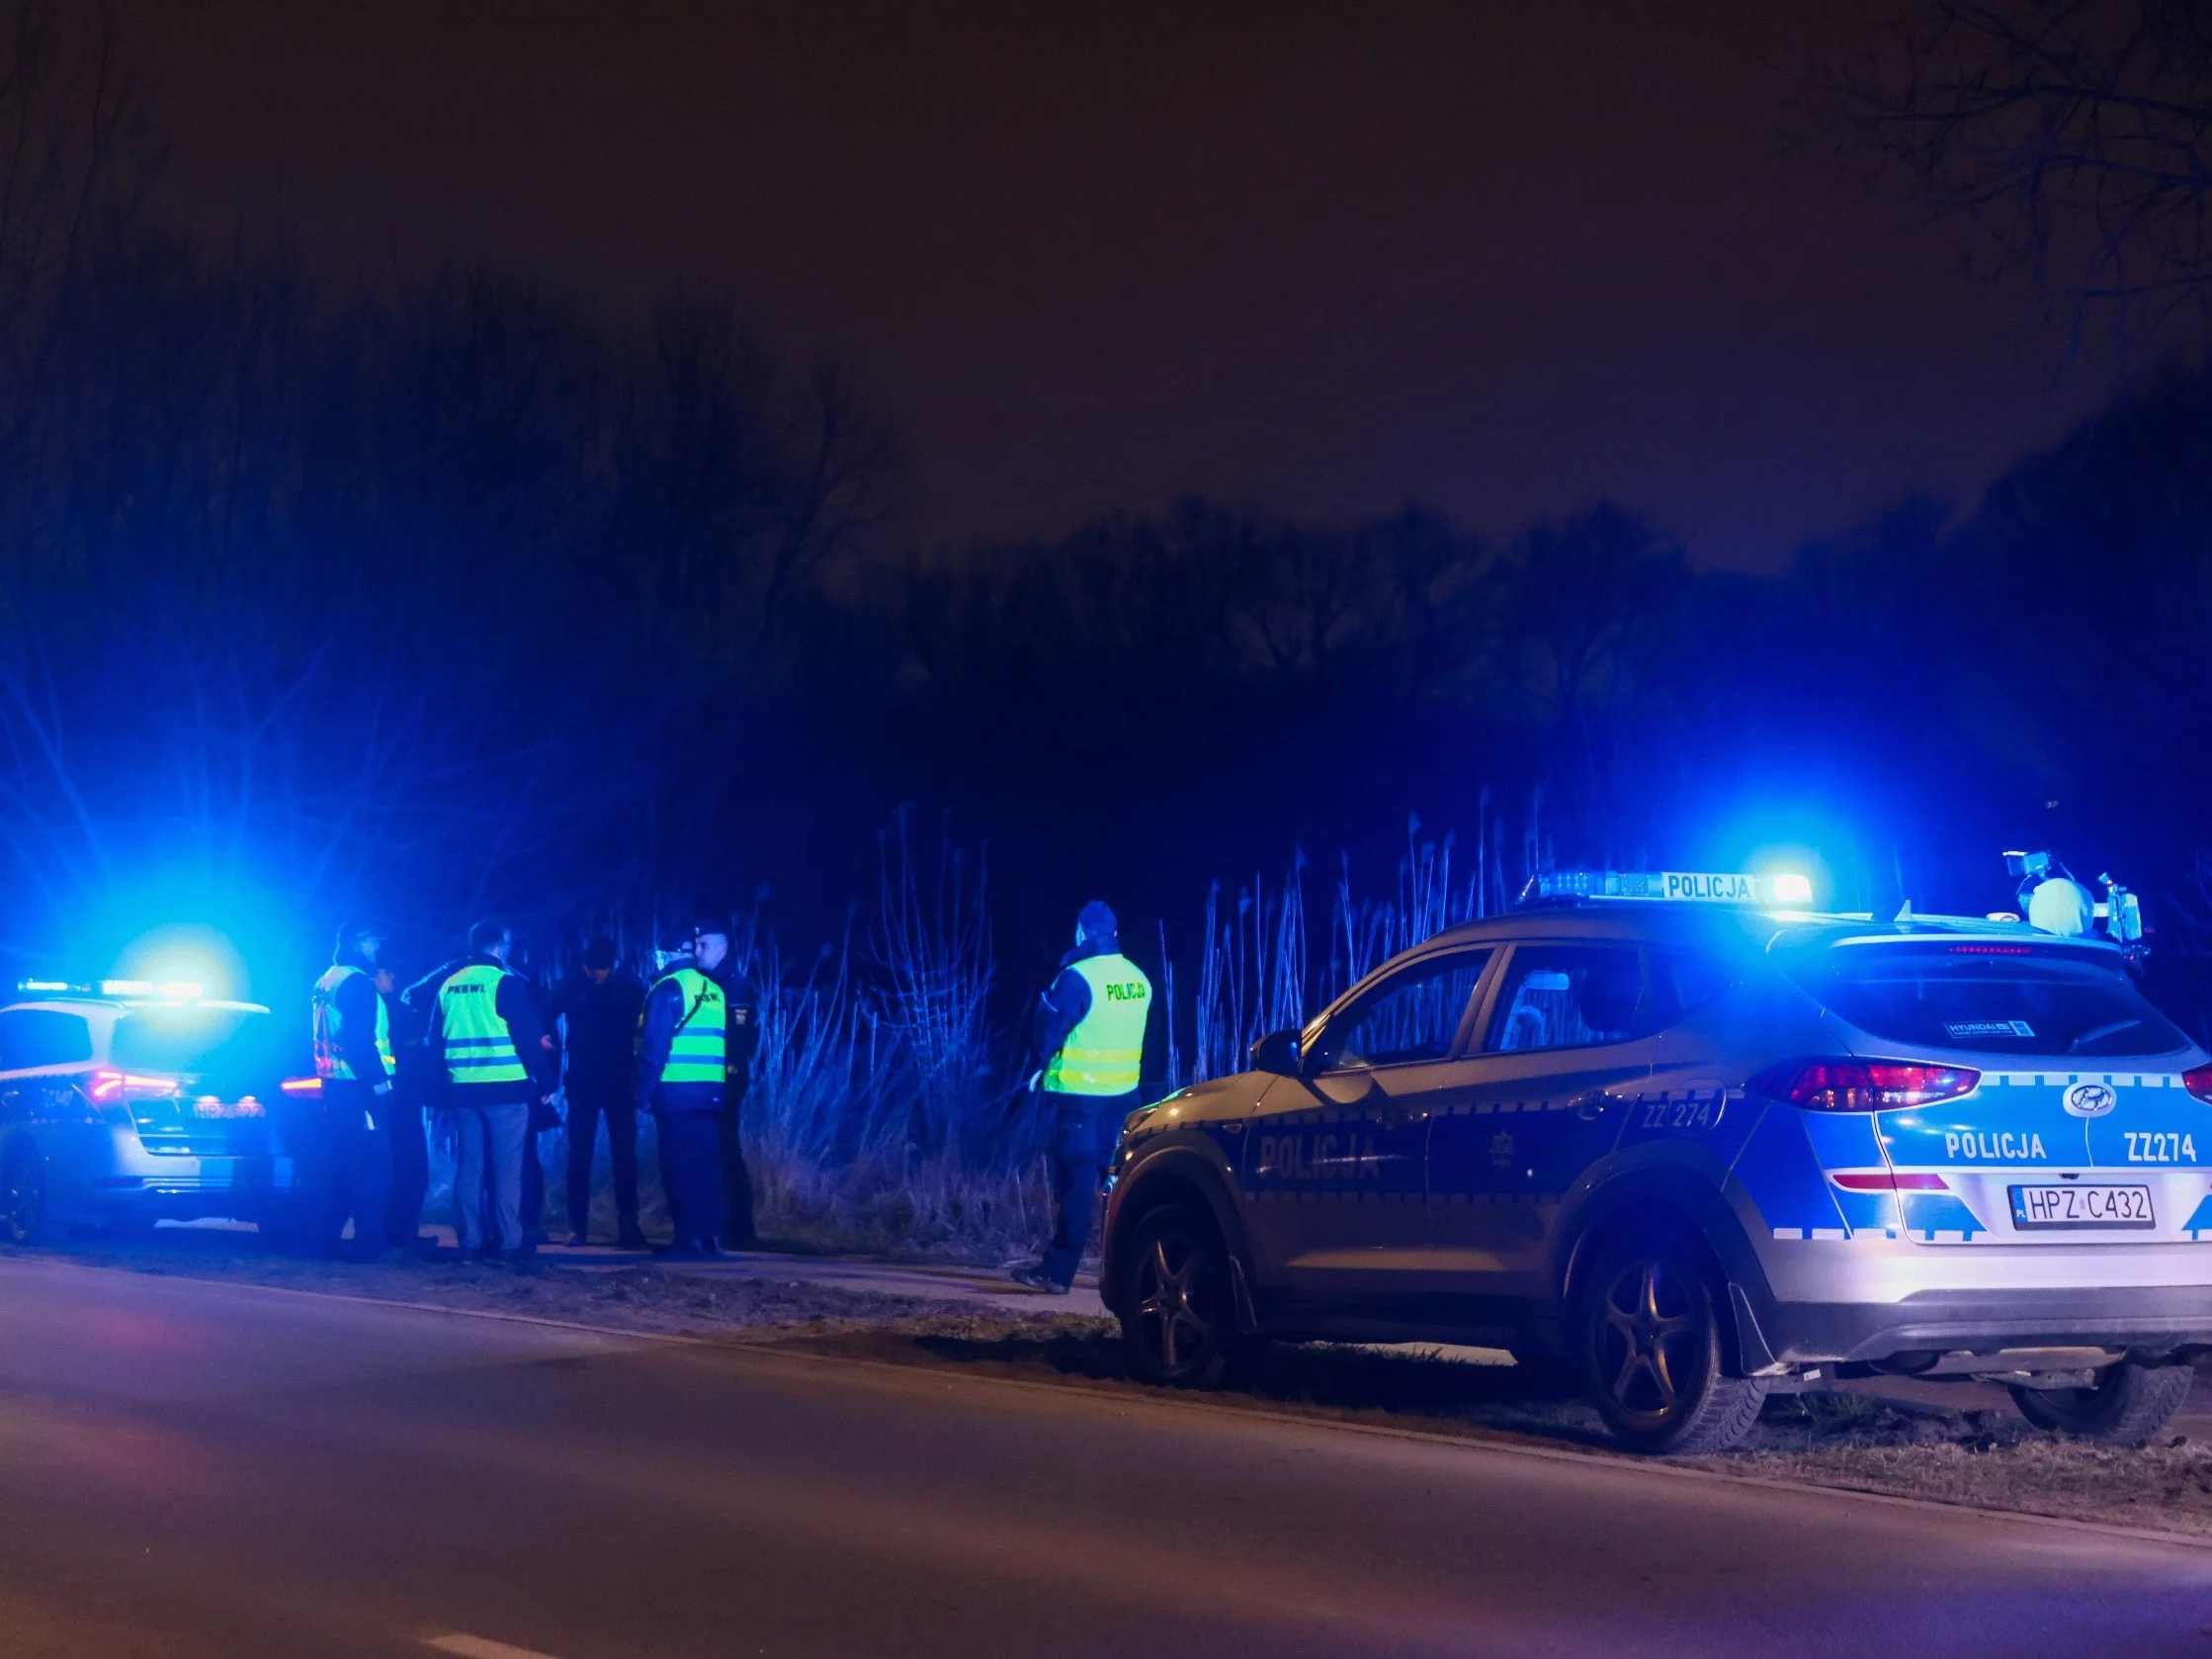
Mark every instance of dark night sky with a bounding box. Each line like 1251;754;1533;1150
132;0;2114;568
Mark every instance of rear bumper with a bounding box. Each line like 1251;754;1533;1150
1755;1284;2212;1365
64;1151;295;1226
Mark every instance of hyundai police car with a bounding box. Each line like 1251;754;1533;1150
1100;869;2212;1454
0;982;300;1243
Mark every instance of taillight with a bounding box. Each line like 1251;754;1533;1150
2182;1065;2212;1104
1748;1059;1980;1112
87;1069;181;1103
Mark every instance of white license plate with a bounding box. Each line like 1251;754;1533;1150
2009;1183;2155;1230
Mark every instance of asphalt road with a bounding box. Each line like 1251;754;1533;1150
1;1260;2210;1658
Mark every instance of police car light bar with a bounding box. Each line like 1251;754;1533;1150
97;979;203;1000
1519;869;1814;908
13;978;214;999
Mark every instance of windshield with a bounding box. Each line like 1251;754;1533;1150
1790;942;2189;1060
110;1006;290;1093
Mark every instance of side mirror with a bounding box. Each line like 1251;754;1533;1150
1250;1027;1303;1077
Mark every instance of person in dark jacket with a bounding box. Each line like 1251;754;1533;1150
423;918;553;1263
378;957;435;1253
716;950;762;1251
637;915;731;1257
308;921;395;1260
518;959;558;1248
401;952;472;1250
544;935;648;1247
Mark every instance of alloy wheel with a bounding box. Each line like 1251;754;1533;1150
1594;1256;1703;1423
2;1152;43;1246
1134;1229;1213;1373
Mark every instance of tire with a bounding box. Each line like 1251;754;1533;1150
1576;1233;1768;1455
0;1142;52;1247
1117;1203;1257;1390
2010;1360;2195;1445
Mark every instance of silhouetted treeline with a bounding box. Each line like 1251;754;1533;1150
3;5;2212;1042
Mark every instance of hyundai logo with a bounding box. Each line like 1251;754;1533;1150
2064;1082;2117;1118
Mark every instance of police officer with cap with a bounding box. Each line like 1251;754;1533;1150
310;920;395;1259
637;911;731;1257
1012;900;1151;1293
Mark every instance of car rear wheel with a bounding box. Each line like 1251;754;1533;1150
1117;1204;1257;1390
2010;1360;2194;1444
1;1143;50;1247
1577;1235;1768;1455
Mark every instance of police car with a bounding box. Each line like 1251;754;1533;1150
0;982;300;1243
1100;870;2212;1453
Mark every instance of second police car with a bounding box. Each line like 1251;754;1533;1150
1100;867;2212;1453
0;981;302;1243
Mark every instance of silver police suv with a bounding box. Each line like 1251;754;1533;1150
0;986;300;1243
1101;874;2212;1453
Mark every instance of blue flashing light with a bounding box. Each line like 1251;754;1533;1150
1767;871;1815;907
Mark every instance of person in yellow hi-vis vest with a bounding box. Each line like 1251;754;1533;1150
308;920;396;1260
1012;901;1151;1293
426;918;552;1263
635;912;733;1258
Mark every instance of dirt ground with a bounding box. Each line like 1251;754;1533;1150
20;1229;2212;1539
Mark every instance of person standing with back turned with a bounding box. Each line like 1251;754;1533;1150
1012;900;1150;1293
427;918;550;1263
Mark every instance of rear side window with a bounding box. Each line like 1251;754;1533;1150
0;1008;93;1070
1486;944;1651;1053
1648;947;1737;1025
1791;944;2188;1059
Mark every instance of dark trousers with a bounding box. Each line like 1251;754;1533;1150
655;1107;723;1248
323;1081;391;1258
1041;1090;1134;1286
520;1131;546;1240
719;1091;755;1248
566;1090;639;1239
384;1098;429;1246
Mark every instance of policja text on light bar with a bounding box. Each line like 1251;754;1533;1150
1518;869;1814;907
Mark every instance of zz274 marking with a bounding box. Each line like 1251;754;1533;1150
1636;1091;1723;1132
2124;1130;2197;1164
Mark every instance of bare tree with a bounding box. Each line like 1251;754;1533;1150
1824;1;2212;342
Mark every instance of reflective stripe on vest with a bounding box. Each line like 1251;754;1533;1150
312;963;393;1082
438;963;528;1085
1043;953;1150;1096
650;967;726;1085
